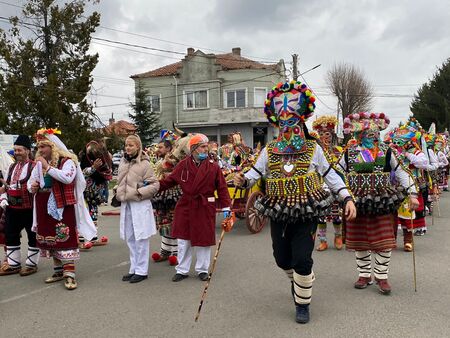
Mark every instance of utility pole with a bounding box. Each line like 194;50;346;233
292;54;298;81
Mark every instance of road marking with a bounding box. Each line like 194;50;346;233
0;261;130;304
0;285;57;304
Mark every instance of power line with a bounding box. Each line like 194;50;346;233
95;25;279;63
1;0;280;62
0;0;22;9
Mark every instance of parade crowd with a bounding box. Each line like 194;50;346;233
0;81;449;324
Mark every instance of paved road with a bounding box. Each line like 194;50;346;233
1;193;450;338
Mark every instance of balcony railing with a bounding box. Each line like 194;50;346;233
178;107;266;125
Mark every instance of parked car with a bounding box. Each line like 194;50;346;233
112;152;123;176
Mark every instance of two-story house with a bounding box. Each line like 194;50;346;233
130;47;285;147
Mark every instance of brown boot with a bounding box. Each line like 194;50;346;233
403;229;413;252
375;278;391;295
354;276;373;289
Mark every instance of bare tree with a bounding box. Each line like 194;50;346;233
326;63;374;118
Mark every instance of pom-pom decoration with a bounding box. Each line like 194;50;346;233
264;81;316;126
343;112;390;134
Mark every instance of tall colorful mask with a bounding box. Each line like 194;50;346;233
343;112;390;148
434;134;446;151
391;118;422;150
264;81;316;154
312;115;337;148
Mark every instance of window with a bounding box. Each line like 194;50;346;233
225;89;246;108
254;88;267;107
184;90;208;109
147;95;160;112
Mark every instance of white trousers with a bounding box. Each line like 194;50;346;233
176;239;211;275
124;205;150;276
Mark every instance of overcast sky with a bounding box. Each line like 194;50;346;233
1;0;450;131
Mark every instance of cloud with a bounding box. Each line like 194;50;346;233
2;0;449;127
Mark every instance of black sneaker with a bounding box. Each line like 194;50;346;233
198;272;209;281
129;274;148;283
295;304;310;324
122;273;134;282
172;273;189;282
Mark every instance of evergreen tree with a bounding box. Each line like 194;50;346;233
411;58;450;132
0;0;100;152
129;83;161;146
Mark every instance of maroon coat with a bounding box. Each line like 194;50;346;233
159;156;231;246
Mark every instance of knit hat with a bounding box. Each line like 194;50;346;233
188;133;209;152
14;135;32;150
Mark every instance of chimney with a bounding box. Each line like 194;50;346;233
187;47;195;56
109;113;115;126
232;47;241;56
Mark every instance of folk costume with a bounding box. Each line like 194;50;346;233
340;112;417;293
159;133;231;282
0;145;14;264
28;128;97;290
312;115;343;251
151;130;182;266
0;136;38;276
390;119;429;246
239;81;354;324
435;134;449;191
116;135;159;283
79;140;112;248
422;130;440;219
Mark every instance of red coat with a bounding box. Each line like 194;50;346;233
159;156;231;246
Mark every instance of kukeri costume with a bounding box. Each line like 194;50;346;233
340;112;417;293
151;130;182;266
240;81;353;324
312;115;343;251
390;119;429;246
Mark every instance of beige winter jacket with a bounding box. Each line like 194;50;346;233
116;152;160;202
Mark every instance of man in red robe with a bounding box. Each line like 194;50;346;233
159;133;231;282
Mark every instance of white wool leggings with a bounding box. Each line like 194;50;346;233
355;250;392;280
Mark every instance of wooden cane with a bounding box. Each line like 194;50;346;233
436;194;441;217
194;186;240;322
410;209;417;293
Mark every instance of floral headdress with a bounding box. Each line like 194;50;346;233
343;112;390;135
35;128;62;141
312;115;337;133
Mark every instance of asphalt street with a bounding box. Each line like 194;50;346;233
1;193;450;338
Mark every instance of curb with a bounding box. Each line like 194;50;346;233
101;210;121;216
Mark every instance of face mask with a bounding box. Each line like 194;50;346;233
197;152;208;161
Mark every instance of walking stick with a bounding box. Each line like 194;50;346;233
194;186;240;322
410;207;417;293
